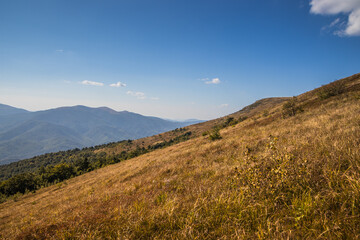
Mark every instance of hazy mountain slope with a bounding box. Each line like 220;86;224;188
0;104;29;116
0;113;34;133
1;73;359;239
0;105;194;164
31;106;189;141
0;121;83;164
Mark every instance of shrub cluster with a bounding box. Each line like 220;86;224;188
282;97;303;118
208;128;222;141
148;132;192;150
203;116;247;139
317;80;345;100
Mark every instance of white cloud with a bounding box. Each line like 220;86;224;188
81;80;104;87
150;97;159;100
347;8;360;35
55;49;64;53
127;91;146;99
220;103;229;108
310;0;360;36
110;82;126;87
205;78;221;84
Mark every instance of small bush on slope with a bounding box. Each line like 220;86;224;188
317;80;346;100
209;128;222;141
282;97;303;118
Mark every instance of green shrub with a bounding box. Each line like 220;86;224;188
209;128;222;141
223;117;238;127
262;110;269;117
0;173;38;196
238;116;248;122
42;163;76;183
282;97;303;118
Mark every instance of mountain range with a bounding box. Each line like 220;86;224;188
0;104;202;165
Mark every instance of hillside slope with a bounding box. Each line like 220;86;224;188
0;73;359;239
0;97;287;181
94;96;290;156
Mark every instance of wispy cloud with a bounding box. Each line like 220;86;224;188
329;18;341;27
321;18;347;35
150;97;160;100
310;0;360;36
127;91;146;99
109;82;126;87
201;77;221;84
55;49;64;53
81;80;104;87
220;103;229;108
206;78;221;84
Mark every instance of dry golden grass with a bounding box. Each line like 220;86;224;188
0;74;360;239
95;97;290;156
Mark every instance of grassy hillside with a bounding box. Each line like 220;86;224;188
0;97;287;181
0;73;359;239
93;97;289;156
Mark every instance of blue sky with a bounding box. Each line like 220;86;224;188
1;0;359;120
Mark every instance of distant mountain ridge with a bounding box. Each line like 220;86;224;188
0;104;29;116
0;104;199;165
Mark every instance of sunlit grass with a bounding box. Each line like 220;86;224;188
0;74;359;239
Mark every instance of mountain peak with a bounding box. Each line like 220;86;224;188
96;106;118;113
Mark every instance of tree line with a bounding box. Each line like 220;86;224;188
0;131;192;202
